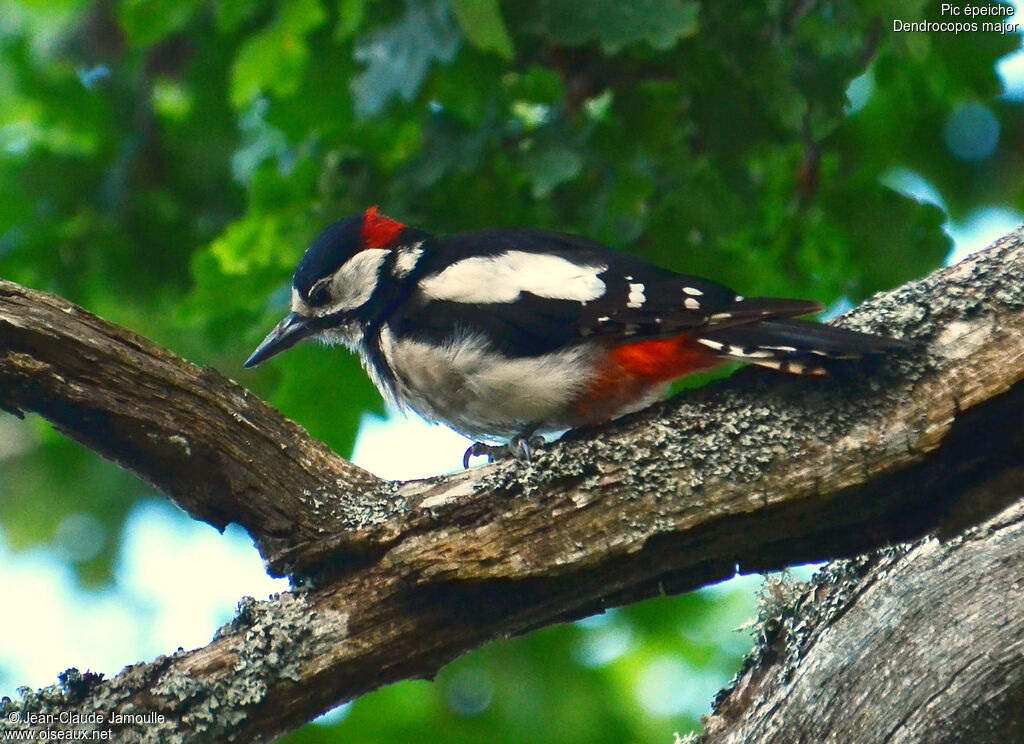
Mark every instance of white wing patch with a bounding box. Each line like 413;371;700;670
419;251;607;304
627;282;646;309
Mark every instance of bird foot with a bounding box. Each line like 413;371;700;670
462;435;546;468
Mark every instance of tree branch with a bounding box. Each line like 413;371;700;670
703;494;1024;744
1;229;1023;742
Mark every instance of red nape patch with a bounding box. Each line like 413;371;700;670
609;337;721;384
361;206;405;249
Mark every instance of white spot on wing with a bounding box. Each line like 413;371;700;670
420;251;607;304
696;338;725;351
683;287;703;296
627;282;646;309
684;298;701;310
726;346;775;359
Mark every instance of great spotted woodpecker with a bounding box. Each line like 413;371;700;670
245;207;904;466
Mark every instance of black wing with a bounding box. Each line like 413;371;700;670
385;228;825;358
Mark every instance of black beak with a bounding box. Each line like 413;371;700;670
244;313;315;368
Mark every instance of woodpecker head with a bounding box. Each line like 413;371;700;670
244;207;408;368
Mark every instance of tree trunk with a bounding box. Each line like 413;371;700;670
703;496;1024;744
1;230;1023;742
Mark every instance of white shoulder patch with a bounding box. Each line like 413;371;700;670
419;251;607;304
392;241;424;278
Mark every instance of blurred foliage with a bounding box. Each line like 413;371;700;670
0;0;1020;739
282;588;759;744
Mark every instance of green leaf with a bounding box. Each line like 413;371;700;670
451;0;514;59
116;0;204;47
403;114;486;188
231;30;304;106
229;0;326;107
427;48;504;125
525;142;582;197
829;185;951;298
214;0;264;33
280;0;326;35
351;0;461;116
208;213;288;275
505;66;564;105
335;0;366;40
523;0;699;53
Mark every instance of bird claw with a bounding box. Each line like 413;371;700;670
463;441;501;468
462;435;545;468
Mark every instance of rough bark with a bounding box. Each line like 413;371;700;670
703;494;1024;744
0;229;1022;742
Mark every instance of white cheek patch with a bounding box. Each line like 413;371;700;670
318;249;389;315
420;251;607;304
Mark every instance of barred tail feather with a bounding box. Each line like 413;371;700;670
702;298;825;330
696;319;908;376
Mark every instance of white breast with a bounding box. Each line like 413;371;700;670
374;325;596;441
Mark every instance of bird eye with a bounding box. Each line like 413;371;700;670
308;279;331;306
